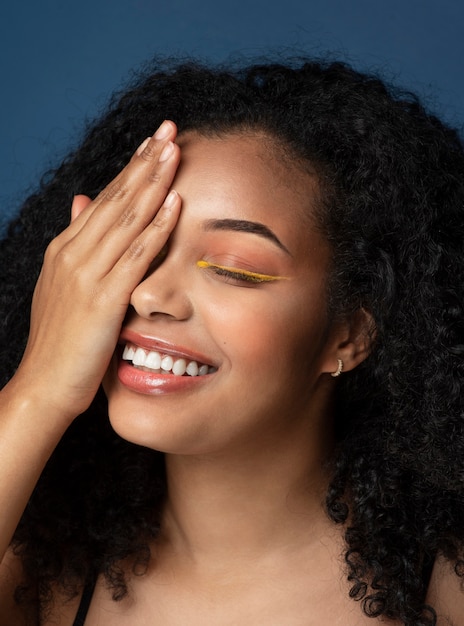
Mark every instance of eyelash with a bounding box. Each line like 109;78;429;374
196;260;285;284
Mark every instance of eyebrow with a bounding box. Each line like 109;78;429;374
202;219;291;255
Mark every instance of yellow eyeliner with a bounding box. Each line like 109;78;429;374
196;260;289;282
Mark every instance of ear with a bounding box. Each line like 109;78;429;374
71;194;92;221
323;308;375;376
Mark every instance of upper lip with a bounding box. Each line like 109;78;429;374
119;329;217;367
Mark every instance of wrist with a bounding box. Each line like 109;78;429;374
1;372;78;436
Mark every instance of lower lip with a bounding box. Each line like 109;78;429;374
117;358;213;395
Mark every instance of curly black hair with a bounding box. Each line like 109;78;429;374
1;57;464;625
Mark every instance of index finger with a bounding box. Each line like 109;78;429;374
61;121;179;242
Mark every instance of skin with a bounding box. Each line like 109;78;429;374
103;130;372;457
426;558;464;625
0;121;182;622
1;122;439;625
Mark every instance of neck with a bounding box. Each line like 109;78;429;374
159;409;335;565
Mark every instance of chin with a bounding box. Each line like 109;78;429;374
106;393;213;455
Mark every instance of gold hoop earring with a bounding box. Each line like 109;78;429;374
331;359;343;378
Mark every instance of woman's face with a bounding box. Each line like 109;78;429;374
104;132;347;456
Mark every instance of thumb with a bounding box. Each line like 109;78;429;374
71;194;93;222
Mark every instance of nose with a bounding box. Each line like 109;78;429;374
129;257;193;321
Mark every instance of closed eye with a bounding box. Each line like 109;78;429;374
196;260;288;284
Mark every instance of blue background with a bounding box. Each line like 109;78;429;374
1;0;463;224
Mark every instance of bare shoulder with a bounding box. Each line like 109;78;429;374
0;548;36;626
0;548;82;626
427;556;464;626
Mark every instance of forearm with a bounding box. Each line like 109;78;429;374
0;378;72;562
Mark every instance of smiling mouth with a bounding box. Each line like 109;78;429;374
122;343;218;376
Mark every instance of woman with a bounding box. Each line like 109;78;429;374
0;58;463;625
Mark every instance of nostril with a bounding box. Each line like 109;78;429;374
130;282;192;322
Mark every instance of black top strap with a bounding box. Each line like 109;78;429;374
72;577;97;626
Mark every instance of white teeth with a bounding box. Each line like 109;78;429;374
172;358;187;376
161;355;174;372
186;361;199;377
123;343;215;376
133;347;147;367
122;345;136;360
145;350;161;369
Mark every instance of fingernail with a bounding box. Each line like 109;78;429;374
164;190;178;208
159;141;174;162
154;120;172;140
136;137;151;155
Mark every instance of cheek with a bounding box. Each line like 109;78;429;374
204;293;329;374
205;296;281;358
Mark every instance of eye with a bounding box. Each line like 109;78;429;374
209;266;267;285
196;260;288;285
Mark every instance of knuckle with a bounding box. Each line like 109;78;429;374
139;144;157;162
45;229;71;258
117;206;138;228
126;238;146;260
104;181;129;202
71;265;89;288
44;237;60;260
54;244;75;269
148;170;162;184
151;211;170;231
151;202;176;231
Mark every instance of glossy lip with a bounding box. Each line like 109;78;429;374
116;329;219;395
117;357;214;395
119;328;217;367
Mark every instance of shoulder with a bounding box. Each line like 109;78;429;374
427;556;464;626
0;548;83;626
0;548;36;626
